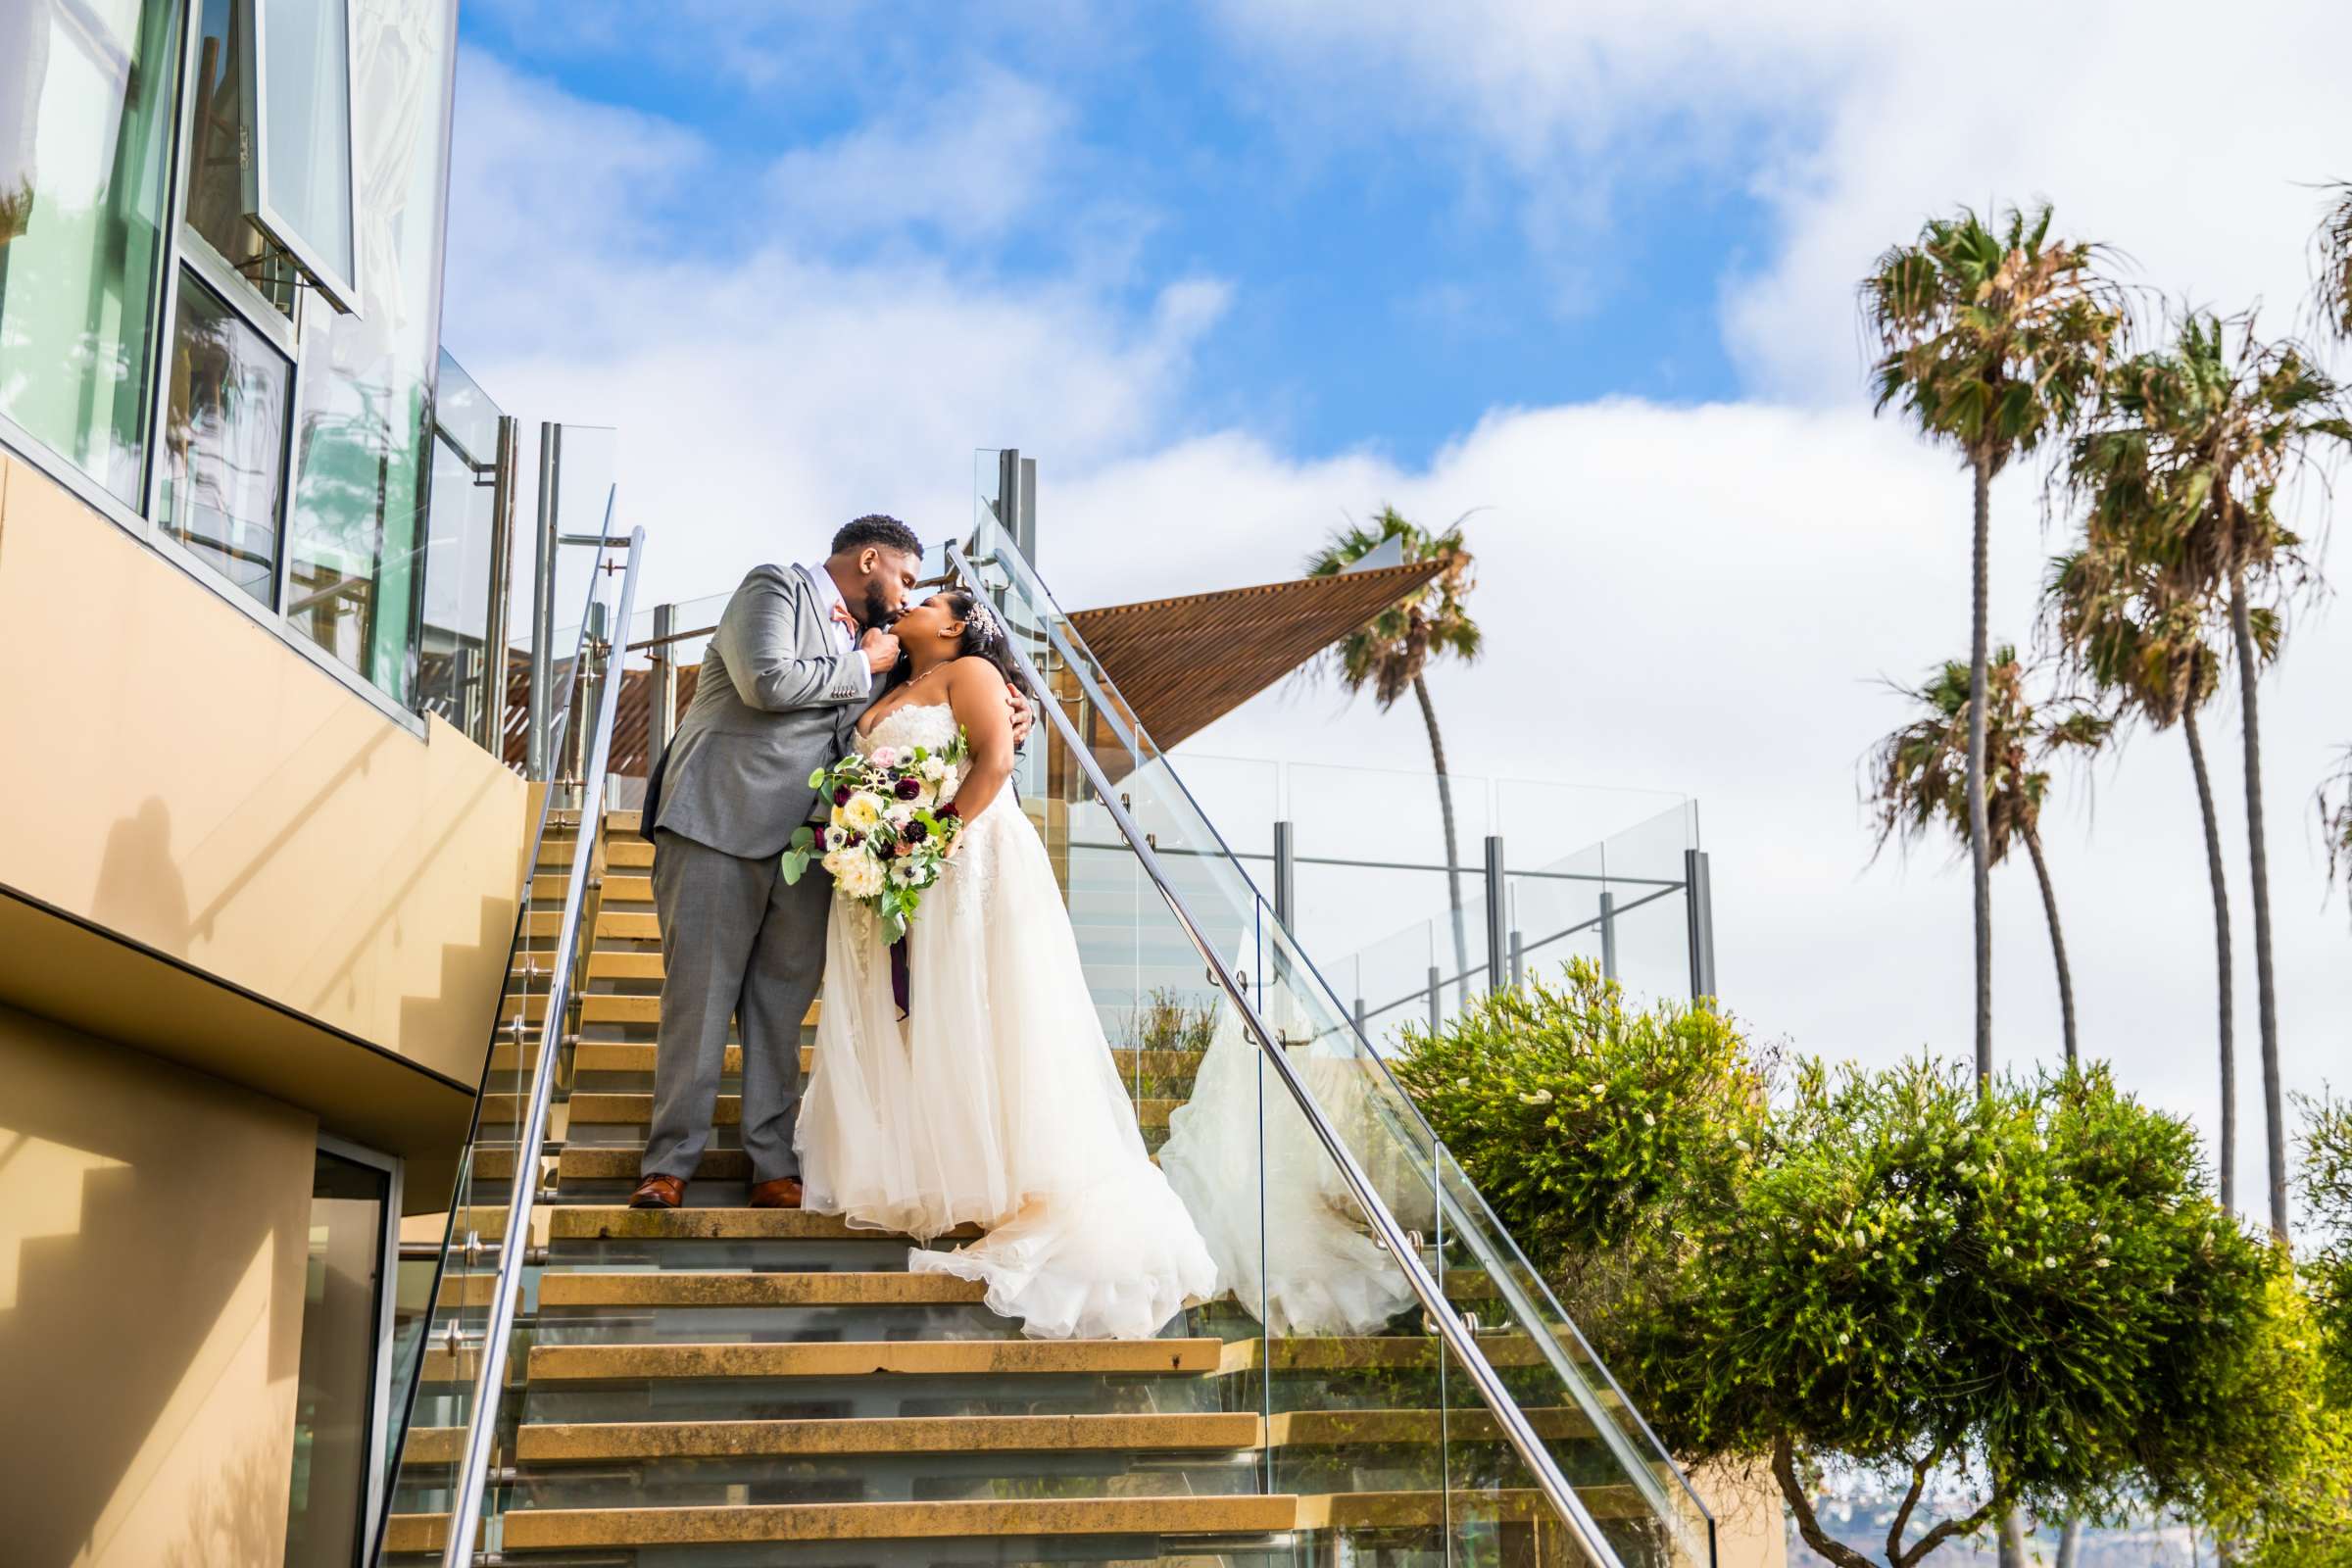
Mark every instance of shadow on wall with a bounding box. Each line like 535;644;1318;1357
0;1005;310;1567
89;798;190;951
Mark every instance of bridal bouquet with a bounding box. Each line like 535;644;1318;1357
780;728;968;942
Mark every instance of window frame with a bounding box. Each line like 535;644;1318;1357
305;1130;403;1568
0;0;433;740
242;0;364;316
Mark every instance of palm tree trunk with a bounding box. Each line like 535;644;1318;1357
1969;454;1995;1080
2056;1518;2081;1568
1412;673;1472;990
2022;825;2077;1065
2184;708;2236;1213
1998;1507;2031;1568
2228;573;2288;1242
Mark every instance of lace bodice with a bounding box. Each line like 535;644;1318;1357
856;700;960;760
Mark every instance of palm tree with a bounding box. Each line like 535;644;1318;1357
1862;203;2125;1079
1867;646;2110;1064
2067;309;2352;1242
1305;509;1483;982
2315;180;2351;344
2044;539;2266;1210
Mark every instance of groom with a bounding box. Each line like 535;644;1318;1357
632;515;957;1211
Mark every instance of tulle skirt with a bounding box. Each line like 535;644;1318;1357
796;793;1218;1341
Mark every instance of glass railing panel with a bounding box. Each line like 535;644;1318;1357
956;514;1714;1566
375;531;630;1562
1435;1144;1712;1568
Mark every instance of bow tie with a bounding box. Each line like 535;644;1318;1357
829;605;859;636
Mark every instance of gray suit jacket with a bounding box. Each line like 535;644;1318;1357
649;564;882;860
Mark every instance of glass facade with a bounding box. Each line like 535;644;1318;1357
186;0;300;314
254;0;357;297
0;0;182;504
160;270;291;602
416;349;501;739
283;0;458;704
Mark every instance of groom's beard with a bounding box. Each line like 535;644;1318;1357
858;582;897;631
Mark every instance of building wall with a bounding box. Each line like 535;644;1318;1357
0;1003;316;1568
0;450;528;1097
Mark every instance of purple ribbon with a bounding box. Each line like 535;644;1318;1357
890;937;910;1020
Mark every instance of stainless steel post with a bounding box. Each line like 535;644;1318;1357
1509;928;1525;988
1272;820;1297;928
1483;835;1507;997
1427;965;1443;1036
564;599;606;785
1599;891;1619;982
526;421;562;779
650;602;679;772
1684;848;1717;1000
483;415;519;757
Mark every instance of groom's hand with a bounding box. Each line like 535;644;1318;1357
859;626;902;674
1006;687;1035;747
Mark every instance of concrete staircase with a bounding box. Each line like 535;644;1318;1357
384;809;1660;1567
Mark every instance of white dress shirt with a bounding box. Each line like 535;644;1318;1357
802;561;858;654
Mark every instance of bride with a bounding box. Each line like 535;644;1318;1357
795;589;1219;1341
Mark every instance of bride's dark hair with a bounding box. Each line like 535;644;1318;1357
887;587;1032;702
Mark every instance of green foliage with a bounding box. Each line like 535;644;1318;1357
1123;988;1217;1054
1394;960;1766;1273
1862;203;2124;474
1398;979;2330;1566
2302;1094;2352;1394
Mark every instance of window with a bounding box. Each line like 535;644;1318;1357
185;0;299;316
0;0;181;505
250;0;359;312
159;271;291;604
281;1145;393;1568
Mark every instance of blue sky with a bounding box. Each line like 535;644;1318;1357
445;0;2352;1220
452;1;1763;466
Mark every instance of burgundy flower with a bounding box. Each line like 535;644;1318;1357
894;775;922;801
833;784;853;807
903;817;929;843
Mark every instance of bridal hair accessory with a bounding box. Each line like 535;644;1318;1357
964;600;1002;645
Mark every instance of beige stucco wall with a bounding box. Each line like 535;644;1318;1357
0;450;527;1095
1696;1461;1790;1568
0;1002;316;1568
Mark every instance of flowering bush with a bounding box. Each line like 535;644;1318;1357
780;727;968;942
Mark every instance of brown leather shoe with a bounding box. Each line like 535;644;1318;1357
629;1173;686;1209
748;1176;804;1209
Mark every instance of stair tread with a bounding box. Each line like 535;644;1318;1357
1218;1333;1576;1372
501;1494;1298;1547
1297;1485;1647;1527
560;1091;1185;1128
1266;1405;1597;1445
526;1338;1224;1381
547;1206;983;1242
539;1270;986;1307
516;1411;1265;1461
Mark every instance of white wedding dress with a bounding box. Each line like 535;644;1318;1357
796;703;1219;1341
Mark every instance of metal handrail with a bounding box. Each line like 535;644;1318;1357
436;527;646;1568
948;542;1626;1568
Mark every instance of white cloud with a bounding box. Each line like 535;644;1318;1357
1211;0;2352;396
440;35;2352;1229
766;68;1073;246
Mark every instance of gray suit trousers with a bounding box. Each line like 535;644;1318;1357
642;828;830;1185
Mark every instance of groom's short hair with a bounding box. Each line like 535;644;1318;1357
831;514;922;560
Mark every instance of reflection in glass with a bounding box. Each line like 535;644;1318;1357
255;0;355;295
416;420;494;739
281;1149;388;1568
161;271;290;602
283;0;457;703
186;0;299;314
0;0;180;502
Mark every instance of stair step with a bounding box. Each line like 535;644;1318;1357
1297;1486;1644;1528
1218;1334;1570;1372
525;1338;1224;1382
530;872;655;903
540;1270;986;1307
585;951;665;983
504;1494;1295;1550
500;994;820;1029
515;1410;1264;1462
561;1040;1195;1080
1265;1406;1596;1446
558;1091;1184;1129
526;908;662;941
380;1514;480;1554
541;836;653;869
546;1206;982;1242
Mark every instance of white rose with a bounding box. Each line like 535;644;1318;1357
839;856;886;899
919;755;949;783
842;792;885;832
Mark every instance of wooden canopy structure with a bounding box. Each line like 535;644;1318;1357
1062;558;1444;754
